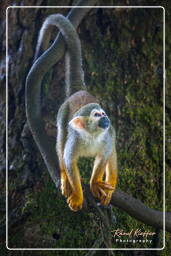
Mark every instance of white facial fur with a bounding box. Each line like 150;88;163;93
90;108;107;121
69;108;109;138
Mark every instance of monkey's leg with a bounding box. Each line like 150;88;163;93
60;166;72;198
100;151;117;206
90;156;114;201
57;128;72;198
65;161;83;211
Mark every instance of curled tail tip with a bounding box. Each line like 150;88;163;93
34;16;55;62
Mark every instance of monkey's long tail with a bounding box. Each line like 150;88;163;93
25;2;98;187
36;14;85;97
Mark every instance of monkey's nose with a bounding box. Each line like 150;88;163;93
98;117;110;129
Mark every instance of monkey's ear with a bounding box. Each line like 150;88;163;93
69;116;86;130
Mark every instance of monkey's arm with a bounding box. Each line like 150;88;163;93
105;147;117;190
90;156;114;201
90;135;117;206
63;136;83;211
57;102;73;198
102;148;118;205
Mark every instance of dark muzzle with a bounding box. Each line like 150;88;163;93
98;117;110;129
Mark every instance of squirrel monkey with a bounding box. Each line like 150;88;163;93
37;14;117;211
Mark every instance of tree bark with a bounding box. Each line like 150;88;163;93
111;189;171;233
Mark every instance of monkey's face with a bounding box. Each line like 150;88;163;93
89;109;110;131
69;109;110;136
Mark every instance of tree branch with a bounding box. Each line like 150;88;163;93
84;184;171;233
111;189;171;233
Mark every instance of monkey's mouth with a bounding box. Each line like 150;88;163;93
98;117;110;129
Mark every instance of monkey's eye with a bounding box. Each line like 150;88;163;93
94;112;101;117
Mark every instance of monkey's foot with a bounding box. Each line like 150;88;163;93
90;181;115;205
61;178;72;198
67;192;83;212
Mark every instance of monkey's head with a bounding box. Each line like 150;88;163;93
69;108;110;135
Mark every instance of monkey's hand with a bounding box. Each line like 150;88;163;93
67;192;83;212
90;181;115;205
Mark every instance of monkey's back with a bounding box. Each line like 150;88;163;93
66;90;98;118
57;90;98;128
